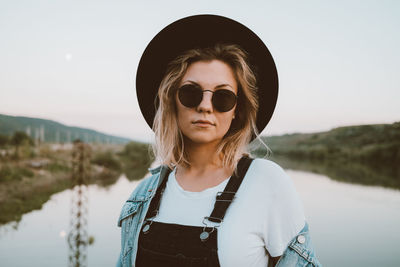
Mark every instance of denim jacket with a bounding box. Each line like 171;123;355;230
116;165;322;267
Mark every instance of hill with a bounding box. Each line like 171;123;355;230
0;113;131;144
254;121;400;166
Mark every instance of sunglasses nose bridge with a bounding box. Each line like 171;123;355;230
197;90;214;111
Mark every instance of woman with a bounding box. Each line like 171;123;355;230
117;15;321;267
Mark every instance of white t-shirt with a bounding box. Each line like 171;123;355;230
152;158;306;267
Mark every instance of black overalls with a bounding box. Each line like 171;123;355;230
135;156;254;267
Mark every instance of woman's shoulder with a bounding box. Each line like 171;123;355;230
245;157;300;198
249;158;291;184
250;157;284;171
248;158;305;230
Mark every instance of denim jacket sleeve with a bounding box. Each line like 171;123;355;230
116;165;167;267
275;222;322;267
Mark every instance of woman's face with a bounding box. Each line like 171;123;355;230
175;59;238;146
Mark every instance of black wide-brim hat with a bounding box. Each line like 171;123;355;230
136;14;278;135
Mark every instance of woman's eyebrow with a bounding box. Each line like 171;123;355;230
183;80;234;90
215;84;234;90
184;80;200;86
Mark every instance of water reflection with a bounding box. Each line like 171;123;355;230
68;140;91;267
0;153;150;227
290;170;400;267
0;174;142;267
270;155;400;190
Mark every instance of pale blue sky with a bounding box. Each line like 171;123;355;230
1;0;399;142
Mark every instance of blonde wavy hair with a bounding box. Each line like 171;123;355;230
151;43;268;173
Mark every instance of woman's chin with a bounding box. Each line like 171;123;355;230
183;134;221;145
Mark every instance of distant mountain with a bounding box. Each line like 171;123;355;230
0;114;131;144
253;121;400;165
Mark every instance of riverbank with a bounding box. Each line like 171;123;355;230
250;122;400;189
255;122;400;166
0;141;152;225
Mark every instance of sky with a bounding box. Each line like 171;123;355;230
1;0;399;142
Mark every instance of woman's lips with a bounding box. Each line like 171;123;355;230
192;121;215;127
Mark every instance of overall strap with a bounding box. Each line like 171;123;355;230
145;165;172;219
145;156;254;221
207;156;254;223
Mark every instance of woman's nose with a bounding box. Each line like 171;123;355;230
196;91;213;113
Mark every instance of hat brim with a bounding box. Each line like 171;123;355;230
136;14;279;137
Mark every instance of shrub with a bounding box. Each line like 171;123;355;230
0;134;9;147
45;162;70;172
91;151;121;171
0;165;34;182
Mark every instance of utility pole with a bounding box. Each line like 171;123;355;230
68;140;92;267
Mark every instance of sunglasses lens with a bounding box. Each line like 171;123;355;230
178;85;237;112
213;89;237;112
178;84;202;108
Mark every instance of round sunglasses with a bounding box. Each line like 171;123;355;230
177;84;237;112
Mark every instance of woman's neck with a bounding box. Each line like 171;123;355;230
176;140;234;191
181;139;223;174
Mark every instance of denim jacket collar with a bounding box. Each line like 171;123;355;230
148;165;163;175
125;165;172;202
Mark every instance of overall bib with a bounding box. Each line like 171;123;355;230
135;156;254;267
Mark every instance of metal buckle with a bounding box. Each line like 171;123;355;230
216;191;236;196
142;218;153;234
216;191;236;202
200;216;222;242
143;188;165;234
203;216;223;225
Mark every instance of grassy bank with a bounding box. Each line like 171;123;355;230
0;141;152;225
251;122;400;189
269;155;400;190
254;121;400;166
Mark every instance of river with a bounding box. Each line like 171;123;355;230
0;167;399;266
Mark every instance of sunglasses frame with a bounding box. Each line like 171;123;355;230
177;84;238;113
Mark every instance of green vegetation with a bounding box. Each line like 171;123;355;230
45;161;71;173
0;165;34;182
0;139;152;225
255;122;400;166
90;149;123;187
270;155;400;189
0;172;73;224
10;131;34;146
252;122;400;189
117;141;154;180
0;133;9;147
1;131;35;160
0;113;131;144
91;151;122;171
